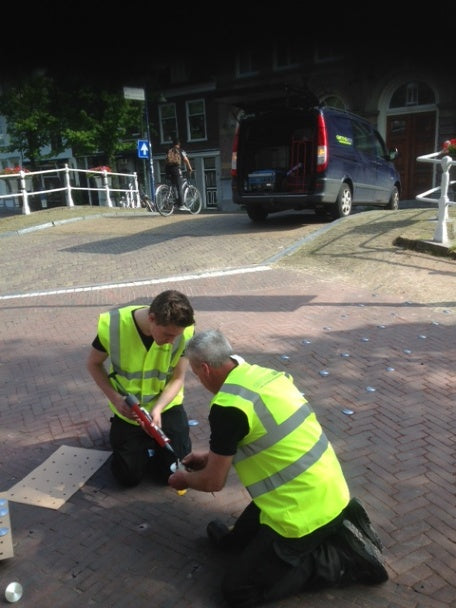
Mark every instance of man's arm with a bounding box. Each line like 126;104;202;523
168;449;233;492
182;151;193;173
150;355;189;427
86;347;132;418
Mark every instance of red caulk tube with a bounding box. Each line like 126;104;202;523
124;393;175;456
123;393;186;494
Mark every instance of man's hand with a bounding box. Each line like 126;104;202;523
150;407;162;428
168;470;188;491
115;395;135;419
181;451;208;471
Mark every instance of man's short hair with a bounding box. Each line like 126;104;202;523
149;290;194;327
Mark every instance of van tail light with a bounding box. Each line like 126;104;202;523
316;114;328;173
231;125;239;177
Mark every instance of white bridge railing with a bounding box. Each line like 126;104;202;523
0;164;141;215
416;152;456;244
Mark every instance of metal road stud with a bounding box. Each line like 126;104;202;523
5;582;23;603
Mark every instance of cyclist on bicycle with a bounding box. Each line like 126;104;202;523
165;138;193;210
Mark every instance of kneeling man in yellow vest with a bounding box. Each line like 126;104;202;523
169;329;388;608
87;290;195;486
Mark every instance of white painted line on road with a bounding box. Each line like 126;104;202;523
0;265;271;300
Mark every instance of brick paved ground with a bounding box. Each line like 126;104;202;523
0;211;455;608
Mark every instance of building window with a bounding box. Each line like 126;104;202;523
235;49;260;78
314;46;343;64
273;42;300;70
159;103;178;144
389;81;435;108
187;99;207;142
170;62;188;84
321;95;346;110
203;156;218;209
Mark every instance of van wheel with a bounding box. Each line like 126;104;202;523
332;184;352;219
246;206;268;222
386;186;399;210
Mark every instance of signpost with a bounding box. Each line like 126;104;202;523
123;87;155;202
137;140;149;159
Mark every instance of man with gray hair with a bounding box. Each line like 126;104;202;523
169;328;387;608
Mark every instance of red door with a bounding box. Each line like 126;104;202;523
386;112;436;200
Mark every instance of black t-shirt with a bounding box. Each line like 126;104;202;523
209;404;249;455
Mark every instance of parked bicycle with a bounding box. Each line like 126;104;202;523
139;188;156;212
155;172;202;216
117;184;156;212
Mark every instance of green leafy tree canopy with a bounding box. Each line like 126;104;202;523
0;71;143;171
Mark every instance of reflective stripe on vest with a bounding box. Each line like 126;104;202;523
221;381;326;498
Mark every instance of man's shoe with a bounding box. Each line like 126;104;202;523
344;497;383;551
174;204;186;211
338;520;388;585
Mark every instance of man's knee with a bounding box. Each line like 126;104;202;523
110;454;143;487
221;577;262;608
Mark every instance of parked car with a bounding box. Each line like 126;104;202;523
231;103;401;222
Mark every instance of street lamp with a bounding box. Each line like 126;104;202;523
123;86;155;202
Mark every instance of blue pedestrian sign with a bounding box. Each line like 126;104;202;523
137;140;150;159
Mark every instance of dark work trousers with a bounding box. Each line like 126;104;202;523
165;164;184;204
109;404;191;487
219;501;345;608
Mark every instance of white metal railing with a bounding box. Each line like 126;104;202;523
0;164;141;215
416;152;456;244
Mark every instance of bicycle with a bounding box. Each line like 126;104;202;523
139;188;156;212
155;172;202;216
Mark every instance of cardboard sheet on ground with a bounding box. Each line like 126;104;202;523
5;445;111;510
0;496;14;560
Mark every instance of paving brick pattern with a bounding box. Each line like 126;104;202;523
0;211;455;608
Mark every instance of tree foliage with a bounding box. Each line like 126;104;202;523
61;87;142;168
0;71;143;171
0;73;61;169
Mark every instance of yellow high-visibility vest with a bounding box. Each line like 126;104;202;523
211;361;349;537
98;305;194;424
